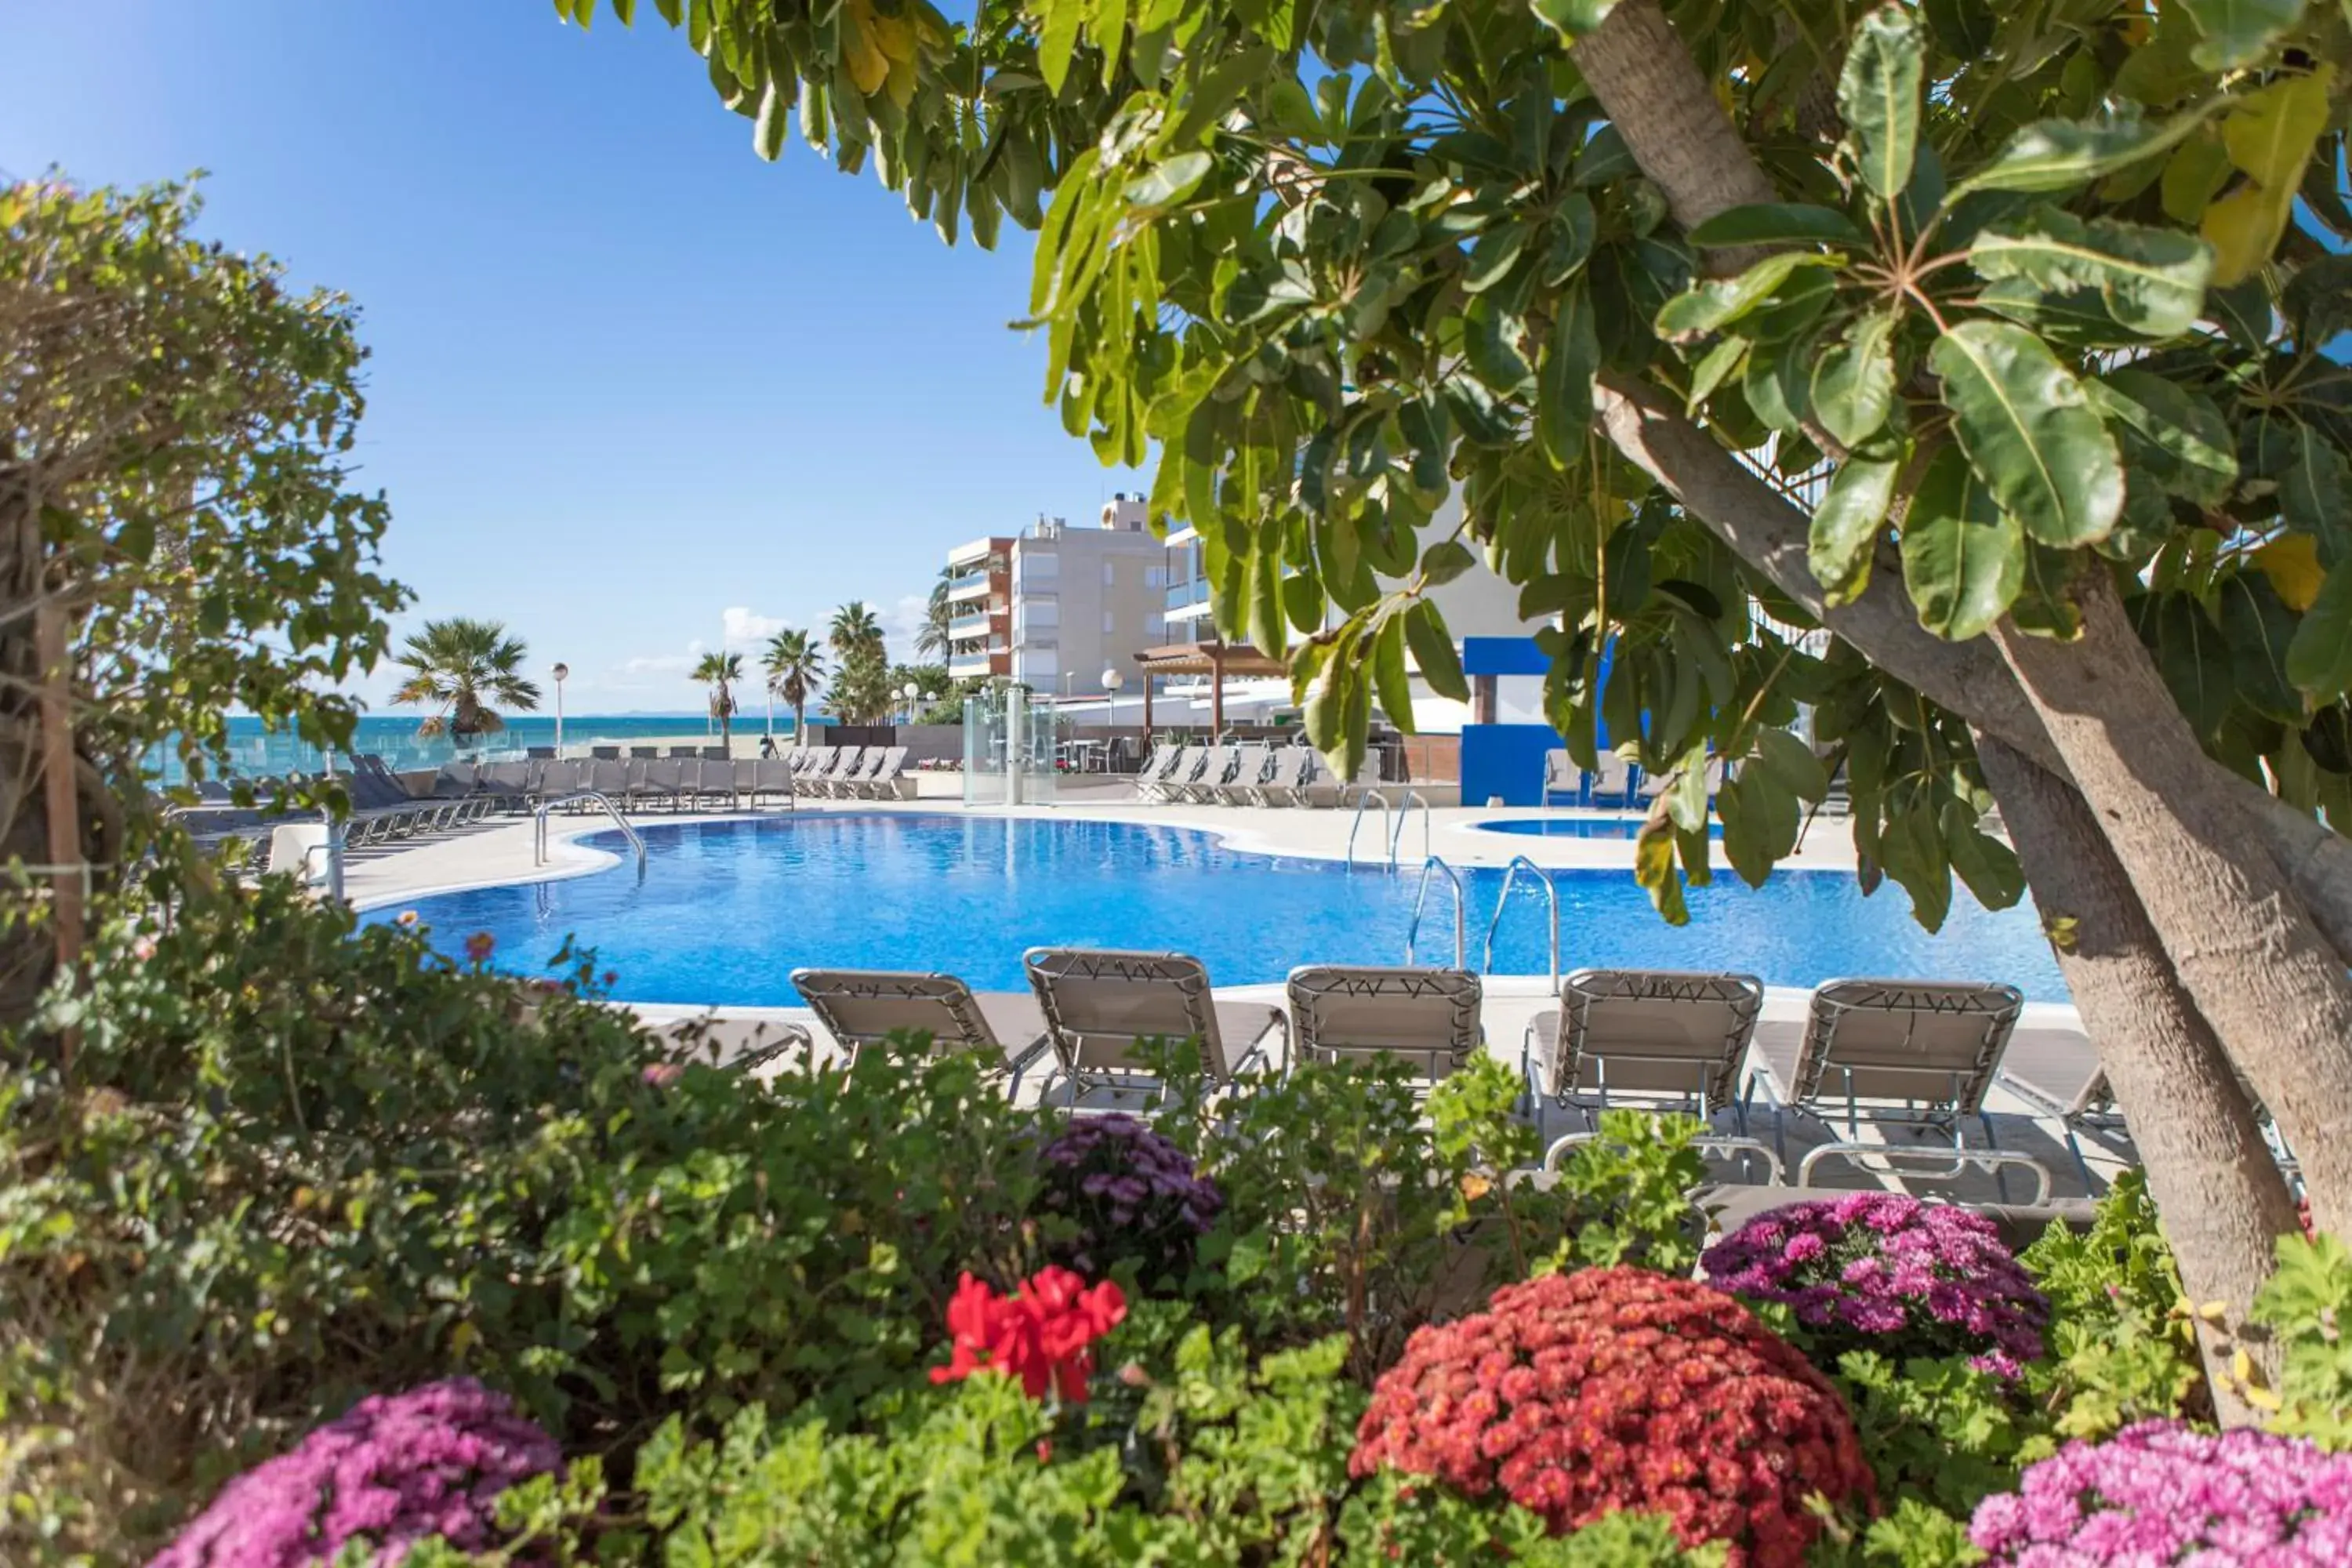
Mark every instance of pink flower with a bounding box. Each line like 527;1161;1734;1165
641;1063;684;1089
463;931;495;964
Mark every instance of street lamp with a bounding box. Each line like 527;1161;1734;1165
551;662;569;757
901;680;921;727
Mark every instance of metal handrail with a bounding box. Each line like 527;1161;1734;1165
1344;786;1394;871
1482;854;1563;989
1390;788;1433;868
1405;855;1467;968
534;792;647;870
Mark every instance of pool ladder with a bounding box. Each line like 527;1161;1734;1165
533;791;648;873
1403;854;1466;968
1344;786;1433;873
1480;855;1563;991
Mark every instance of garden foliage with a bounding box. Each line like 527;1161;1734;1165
6;879;2350;1565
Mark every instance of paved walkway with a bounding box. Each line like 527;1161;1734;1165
340;790;2121;1207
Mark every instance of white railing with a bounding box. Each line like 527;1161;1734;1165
1483;855;1563;990
533;792;647;871
1344;786;1394;871
1405;855;1467;968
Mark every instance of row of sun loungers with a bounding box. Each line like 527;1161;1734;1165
775;956;2285;1203
431;746;912;811
1132;742;1344;806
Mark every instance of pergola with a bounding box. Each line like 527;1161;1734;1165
1132;641;1287;735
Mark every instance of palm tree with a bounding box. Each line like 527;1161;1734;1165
763;629;826;745
829;601;886;666
694;651;743;748
916;567;956;663
391;617;540;744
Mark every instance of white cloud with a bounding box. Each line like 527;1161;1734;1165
720;606;789;651
886;594;927;655
616;651;697;677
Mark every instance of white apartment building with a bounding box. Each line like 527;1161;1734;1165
944;494;1169;695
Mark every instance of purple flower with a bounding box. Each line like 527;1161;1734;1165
1970;1422;2352;1564
149;1378;559;1568
1701;1195;2049;1367
1035;1115;1222;1282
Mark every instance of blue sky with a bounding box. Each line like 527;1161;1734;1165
2;2;1142;712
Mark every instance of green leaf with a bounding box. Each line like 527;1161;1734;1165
1754;728;1830;802
1037;0;1086;95
1968;208;2212;337
1537;283;1599;467
2282;423;2352;567
1809;310;1897;450
1685;336;1747;413
1809;448;1902;604
1529;0;1621;40
1838;6;1925;201
1953;109;2219;199
1373;615;1417;735
1634;818;1690;925
755;81;790;162
2180;0;2304;70
1123;151;1212;209
2082;368;2237;506
1464;224;1529;293
1943;800;2026;909
1686;203;1867;249
1929;319;2124;548
1463;296;1535;394
1922;0;1995;58
1901;445;2025;640
2220;572;2307;723
2287;561;2352;700
1653;253;1836;340
2143;593;2234;739
1403;599;1468;701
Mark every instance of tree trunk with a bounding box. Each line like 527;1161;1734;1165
1976;734;2296;1421
1992;572;2352;1236
1571;3;1778;274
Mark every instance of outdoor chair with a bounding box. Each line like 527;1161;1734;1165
1173;744;1240;804
1525;968;1780;1181
1285;964;1482;1091
1203;742;1271;805
1023;947;1290;1110
1745;978;2050;1200
792;968;1054;1088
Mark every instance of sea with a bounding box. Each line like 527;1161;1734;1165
159;713;821;784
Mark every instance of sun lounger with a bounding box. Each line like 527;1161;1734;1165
1132;743;1183;801
630;746;662;759
851;746;909;799
813;747;866;797
1152;746;1207;804
591;746;622;760
1023;947;1290;1109
1174;744;1239;804
630;757;682;811
1203;743;1271;805
1540;750;1573;805
791;745;836;782
1525;968;1780;1180
1286;965;1482;1088
1745;978;2050;1201
791;968;1054;1085
1998;1025;2300;1189
1639;757;1725;802
749;757;796;808
1586;752;1637;810
586;758;633;805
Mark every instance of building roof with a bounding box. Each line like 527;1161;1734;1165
1132;641;1288;677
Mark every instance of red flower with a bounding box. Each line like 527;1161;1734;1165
1350;1268;1873;1568
929;1268;1127;1403
464;931;495;964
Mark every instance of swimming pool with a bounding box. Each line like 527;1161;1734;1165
371;815;2068;1004
1471;817;1723;840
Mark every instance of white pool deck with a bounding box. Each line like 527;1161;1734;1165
341;789;2125;1206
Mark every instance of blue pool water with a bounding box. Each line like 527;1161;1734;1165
371;815;2068;1004
1472;817;1723;840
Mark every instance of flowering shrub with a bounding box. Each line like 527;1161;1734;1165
931;1267;1128;1403
1034;1112;1221;1282
1969;1421;2352;1563
1350;1267;1873;1566
149;1378;559;1568
1702;1194;2049;1375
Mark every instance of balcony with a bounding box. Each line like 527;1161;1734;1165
946;572;1000;604
947;648;1007;677
1164;577;1210;614
948;609;1001;639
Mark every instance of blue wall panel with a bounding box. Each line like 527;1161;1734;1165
1461;724;1561;807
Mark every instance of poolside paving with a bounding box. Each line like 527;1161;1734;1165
342;792;2125;1210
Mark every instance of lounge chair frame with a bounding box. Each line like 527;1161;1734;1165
1287;964;1481;1087
791;967;1054;1089
1023;946;1289;1109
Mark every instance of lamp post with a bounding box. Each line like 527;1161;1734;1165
901;680;920;727
1102;668;1127;771
551;662;568;757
